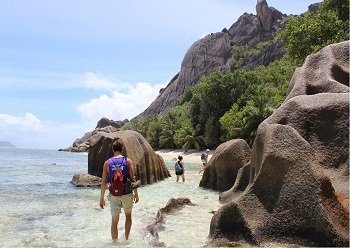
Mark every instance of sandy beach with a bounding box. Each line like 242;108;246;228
155;149;213;163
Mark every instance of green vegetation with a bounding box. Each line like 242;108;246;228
231;42;270;70
122;0;349;150
123;56;296;149
278;0;349;63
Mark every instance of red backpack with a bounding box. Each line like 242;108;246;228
109;169;124;196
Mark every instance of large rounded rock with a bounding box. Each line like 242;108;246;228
70;174;102;187
88;130;170;185
286;41;349;101
199;139;251;191
265;93;349;196
209;41;349;246
211;124;349;246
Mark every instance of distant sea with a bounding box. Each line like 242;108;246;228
0;148;223;247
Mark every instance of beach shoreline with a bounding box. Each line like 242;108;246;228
155;149;213;163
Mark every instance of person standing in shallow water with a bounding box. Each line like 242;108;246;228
175;155;185;182
99;139;139;242
199;149;210;175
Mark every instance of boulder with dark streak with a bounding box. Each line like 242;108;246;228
209;41;349;247
88;130;170;185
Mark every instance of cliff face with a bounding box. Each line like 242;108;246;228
138;32;233;117
137;0;288;118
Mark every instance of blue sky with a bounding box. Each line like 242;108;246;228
0;0;318;149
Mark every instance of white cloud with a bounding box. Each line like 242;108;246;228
0;113;87;149
83;72;119;91
0;73;167;150
77;76;165;122
0;113;45;132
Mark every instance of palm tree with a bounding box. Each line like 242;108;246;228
159;112;177;149
176;125;203;151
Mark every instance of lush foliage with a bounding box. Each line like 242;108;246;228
230;42;270;70
219;58;294;145
122;0;347;149
278;0;349;63
123;55;296;148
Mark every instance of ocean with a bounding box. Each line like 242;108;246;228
0;148;223;248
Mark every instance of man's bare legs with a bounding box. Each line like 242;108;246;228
111;214;120;241
125;211;132;240
199;163;207;174
111;212;132;241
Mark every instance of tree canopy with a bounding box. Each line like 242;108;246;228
278;0;349;63
122;0;349;150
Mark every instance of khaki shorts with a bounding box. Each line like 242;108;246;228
108;193;134;216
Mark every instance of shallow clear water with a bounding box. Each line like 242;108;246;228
0;148;222;247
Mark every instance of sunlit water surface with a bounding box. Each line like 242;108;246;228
0;148;224;247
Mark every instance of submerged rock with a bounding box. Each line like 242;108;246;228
70;174;102;187
146;197;195;246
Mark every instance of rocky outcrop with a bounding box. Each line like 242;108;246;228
137;1;289;118
88;130;170;185
146;197;195;246
285;41;349;101
199;139;251;191
96;117;128;129
256;0;272;31
244;40;286;70
70;174;102;187
209;41;349;246
227;13;262;47
59;117;128;152
227;6;285;47
219;161;251;203
138;32;233;117
308;3;320;13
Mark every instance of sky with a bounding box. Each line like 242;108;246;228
0;0;318;149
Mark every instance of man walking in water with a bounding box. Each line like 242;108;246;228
199;149;210;174
100;139;139;241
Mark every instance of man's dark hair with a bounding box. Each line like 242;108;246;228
112;139;124;152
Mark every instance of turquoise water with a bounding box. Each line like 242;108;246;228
0;148;222;247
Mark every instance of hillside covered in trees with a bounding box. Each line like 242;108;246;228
121;0;349;150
